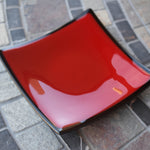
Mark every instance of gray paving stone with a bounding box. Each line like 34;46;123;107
71;9;83;18
121;130;150;150
129;41;150;64
1;97;41;132
68;0;82;8
0;59;6;72
116;20;137;42
24;0;70;35
95;10;112;26
120;0;142;28
0;23;9;46
11;29;26;42
15;122;63;150
107;0;125;21
140;86;150;109
0;72;12;84
0;112;5;129
135;26;150;53
80;105;145;150
0;80;20;102
131;0;150;25
118;41;136;57
107;25;122;41
128;98;150;126
0;3;4;22
7;8;22;29
6;0;19;7
62;130;90;150
82;0;104;10
0;130;19;150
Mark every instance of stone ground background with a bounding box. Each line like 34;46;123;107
0;0;150;150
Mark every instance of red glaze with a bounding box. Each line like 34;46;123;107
3;12;150;129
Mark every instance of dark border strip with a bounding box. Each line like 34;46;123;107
0;9;150;134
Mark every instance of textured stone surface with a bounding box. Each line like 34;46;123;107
0;59;6;72
24;0;70;36
0;72;11;84
1;97;41;132
62;130;89;150
121;130;150;150
11;29;26;42
128;98;150;126
0;23;9;46
107;25;122;41
129;41;150;64
80;105;145;150
71;9;83;18
107;0;125;21
82;0;104;10
116;20;137;42
7;8;22;29
0;130;19;150
140;86;150;108
95;10;111;26
0;81;20;102
120;0;142;28
6;0;19;7
15;122;62;150
135;26;150;52
131;0;150;24
0;3;4;22
0;113;5;129
68;0;82;8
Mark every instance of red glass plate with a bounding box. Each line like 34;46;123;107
0;9;150;133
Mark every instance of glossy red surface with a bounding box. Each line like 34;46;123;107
2;12;150;130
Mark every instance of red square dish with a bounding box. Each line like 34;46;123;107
0;9;150;133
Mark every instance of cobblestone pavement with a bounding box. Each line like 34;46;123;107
0;0;150;150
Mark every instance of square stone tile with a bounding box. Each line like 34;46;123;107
128;98;150;126
135;26;150;53
80;105;145;150
68;0;82;8
15;122;62;150
82;0;104;10
0;113;5;129
131;0;150;25
6;8;22;29
6;0;19;7
0;80;20;102
120;0;142;28
95;10;112;26
24;0;70;35
0;130;19;150
107;0;125;21
0;23;9;46
1;97;41;132
0;59;6;72
116;20;137;42
121;130;150;150
0;3;4;22
71;9;83;18
11;29;26;42
140;86;150;108
129;41;150;64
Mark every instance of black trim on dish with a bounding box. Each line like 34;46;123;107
0;9;150;134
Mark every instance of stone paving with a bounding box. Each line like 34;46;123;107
0;0;150;149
